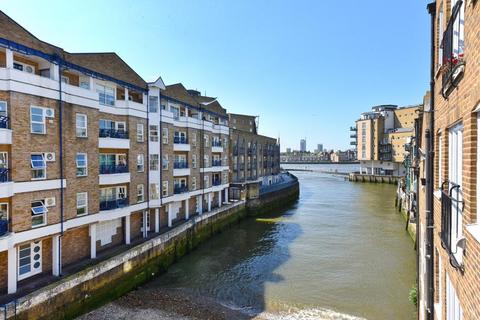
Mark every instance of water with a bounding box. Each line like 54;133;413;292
145;164;416;319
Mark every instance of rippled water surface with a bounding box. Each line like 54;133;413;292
148;164;416;319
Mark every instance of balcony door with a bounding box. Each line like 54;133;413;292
448;123;463;262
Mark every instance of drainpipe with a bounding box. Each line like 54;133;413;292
146;88;150;235
201;107;205;212
159;93;163;209
426;3;436;320
56;56;65;276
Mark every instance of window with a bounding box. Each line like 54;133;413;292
137;184;144;203
31;200;47;227
18;241;42;280
204;155;209;167
451;0;465;59
149;96;159;113
31;154;46;180
149;125;159;142
76;153;88;177
137;154;144;172
162;155;169;170
446;274;463;320
204;175;209;188
448;123;463;264
79;76;90;89
76;192;88;216
162;181;168;196
76;114;87;137
204;134;209;147
191;133;197;146
438;134;442;189
96;83;115;106
0;203;8;223
0;101;7;119
162;127;169;144
30;106;46;134
192;176;197;190
437;5;444;68
137;123;144;142
150;154;159;171
192;154;197;169
13;61;35;73
150;183;159;200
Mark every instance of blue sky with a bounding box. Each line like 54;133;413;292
2;0;431;151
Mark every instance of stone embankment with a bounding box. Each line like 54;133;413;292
0;177;299;320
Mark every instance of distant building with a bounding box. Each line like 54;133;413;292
300;139;306;152
354;104;421;176
286;148;292;154
317;144;323;152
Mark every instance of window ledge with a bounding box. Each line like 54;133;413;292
466;224;480;244
433;189;442;200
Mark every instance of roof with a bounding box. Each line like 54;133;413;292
162;83;199;106
193;95;227;116
66;53;147;90
229;113;257;121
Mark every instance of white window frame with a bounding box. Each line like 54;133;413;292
162;181;168;197
191;132;197;146
162;127;169;144
192;154;197;169
149;96;159;113
192;176;197;190
149;183;159;200
76;153;88;177
137;123;144;142
150;154;159;171
448;123;463;264
30;106;46;134
0;101;7;117
76;192;88;216
76;113;88;137
137;184;145;203
149;125;159;142
162;154;169;170
446;274;463;320
204;175;209;188
438;134;443;189
137;154;144;172
31;153;46;180
96;83;115;106
31;200;47;228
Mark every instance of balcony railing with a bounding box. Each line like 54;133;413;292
212;179;221;186
350;141;357;146
379;154;392;161
0;219;8;236
350;126;357;131
379;144;392;153
0;116;9;129
100;197;128;211
99;164;128;174
99;128;128;139
212;140;222;147
350;134;357;138
212;160;222;167
174;136;188;144
440;181;464;269
441;1;464;97
0;168;10;183
174;185;189;194
174;161;189;169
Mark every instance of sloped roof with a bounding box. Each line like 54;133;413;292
193;95;227;117
162;83;199;106
0;10;63;55
66;53;147;90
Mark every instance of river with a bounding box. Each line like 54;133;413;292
82;164;416;320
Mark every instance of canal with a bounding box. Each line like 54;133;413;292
83;164;416;320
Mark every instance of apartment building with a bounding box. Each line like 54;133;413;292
229;113;280;200
0;10;255;297
418;1;480;319
354;104;421;176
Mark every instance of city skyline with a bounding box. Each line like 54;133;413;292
0;0;430;151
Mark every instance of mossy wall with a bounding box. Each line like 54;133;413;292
8;182;299;320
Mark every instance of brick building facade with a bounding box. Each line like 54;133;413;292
0;11;281;296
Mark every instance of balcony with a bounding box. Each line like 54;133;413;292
350;141;357;146
99;164;130;185
174;185;189;194
173;161;188;169
440;182;464;269
99;128;128;139
350;134;357;139
99;164;128;174
173;136;190;152
212;179;221;186
100;198;128;211
0;219;8;237
0;116;11;145
350;126;357;131
440;1;465;97
212;140;223;153
212;160;222;167
173;161;190;176
379;154;392;161
99;129;130;149
212;140;222;147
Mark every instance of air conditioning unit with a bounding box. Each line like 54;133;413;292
24;65;35;74
44;197;56;207
45;108;55;118
45;152;56;162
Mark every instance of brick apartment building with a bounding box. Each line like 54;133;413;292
0;11;281;296
418;1;480;320
353;104;421;176
228;113;281;199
